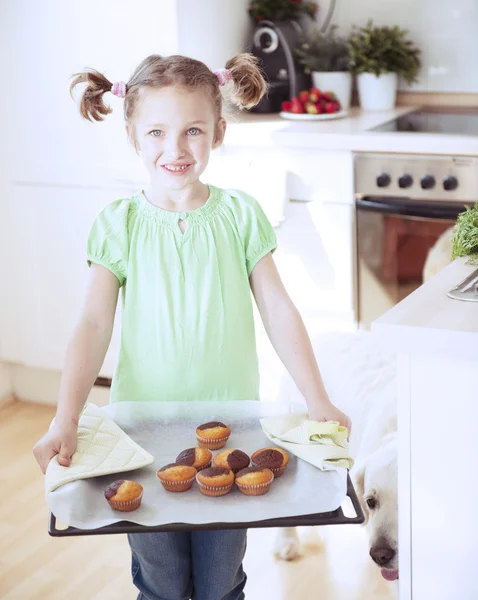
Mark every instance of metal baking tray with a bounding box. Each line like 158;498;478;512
447;268;478;302
49;474;364;537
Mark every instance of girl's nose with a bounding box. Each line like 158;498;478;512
164;136;185;159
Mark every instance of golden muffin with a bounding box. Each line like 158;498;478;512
235;466;274;496
196;466;235;497
104;479;143;512
176;447;212;472
251;447;289;477
157;463;197;492
195;421;231;450
213;449;250;474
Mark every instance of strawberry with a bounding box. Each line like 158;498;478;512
305;102;318;114
282;100;292;112
314;102;323;114
290;97;304;114
323;91;337;101
309;91;319;102
310;87;321;96
298;90;310;104
325;102;337;113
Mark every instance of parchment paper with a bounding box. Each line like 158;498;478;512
47;401;347;530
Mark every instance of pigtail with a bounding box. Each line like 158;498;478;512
69;69;116;122
225;54;267;110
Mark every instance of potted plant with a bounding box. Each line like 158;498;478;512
249;0;318;24
349;20;421;111
452;203;478;264
294;26;352;110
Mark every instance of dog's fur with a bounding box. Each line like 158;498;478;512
273;331;399;586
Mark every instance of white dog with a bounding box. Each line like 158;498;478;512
273;331;399;584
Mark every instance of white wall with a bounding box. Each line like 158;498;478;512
0;363;12;402
330;0;478;93
176;0;252;68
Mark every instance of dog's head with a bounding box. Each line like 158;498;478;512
353;434;399;582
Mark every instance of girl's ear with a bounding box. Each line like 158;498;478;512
212;118;227;149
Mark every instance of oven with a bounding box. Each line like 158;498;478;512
354;151;478;328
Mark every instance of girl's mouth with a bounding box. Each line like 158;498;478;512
162;164;192;174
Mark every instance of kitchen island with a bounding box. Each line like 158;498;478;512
372;257;478;600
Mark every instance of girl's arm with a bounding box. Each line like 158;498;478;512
33;264;120;472
250;253;351;432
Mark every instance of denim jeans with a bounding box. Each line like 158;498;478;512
127;529;247;600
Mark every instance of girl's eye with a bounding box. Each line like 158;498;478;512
150;130;163;137
188;128;201;136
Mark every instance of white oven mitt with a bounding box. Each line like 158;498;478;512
45;403;154;494
260;413;354;471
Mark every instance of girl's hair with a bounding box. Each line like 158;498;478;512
70;53;267;126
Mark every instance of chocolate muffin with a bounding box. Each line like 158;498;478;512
195;421;231;450
213;449;250;474
104;479;143;511
157;463;197;492
176;447;212;472
251;447;289;477
235;466;274;496
196;466;235;497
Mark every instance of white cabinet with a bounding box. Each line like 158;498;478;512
1;183;136;377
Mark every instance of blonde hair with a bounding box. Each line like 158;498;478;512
70;53;267;126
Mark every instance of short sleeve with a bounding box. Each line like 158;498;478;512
86;199;130;286
231;190;277;276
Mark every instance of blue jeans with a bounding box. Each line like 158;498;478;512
127;529;247;600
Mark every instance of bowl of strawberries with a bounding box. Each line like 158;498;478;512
280;88;348;121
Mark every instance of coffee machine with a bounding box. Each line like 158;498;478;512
249;19;311;113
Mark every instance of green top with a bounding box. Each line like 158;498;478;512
87;185;277;403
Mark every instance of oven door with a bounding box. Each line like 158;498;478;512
355;196;468;329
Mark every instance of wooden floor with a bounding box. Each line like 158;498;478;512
0;401;395;600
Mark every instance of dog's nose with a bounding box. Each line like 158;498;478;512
370;544;396;567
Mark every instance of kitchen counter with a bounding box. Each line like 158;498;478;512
225;106;478;155
370;256;478;600
372;257;478;360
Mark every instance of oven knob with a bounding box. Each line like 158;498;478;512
420;175;436;190
443;175;459;191
398;174;413;189
376;173;391;188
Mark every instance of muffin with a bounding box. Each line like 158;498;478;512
213;449;250;474
195;421;231;450
176;447;212;472
235;466;274;496
157;463;197;492
104;479;143;512
251;447;289;477
196;466;235;497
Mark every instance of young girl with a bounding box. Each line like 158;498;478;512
33;53;351;600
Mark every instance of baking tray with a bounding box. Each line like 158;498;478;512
49;474;364;536
46;401;364;536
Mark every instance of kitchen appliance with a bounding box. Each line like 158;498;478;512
354;109;478;328
249;20;310;113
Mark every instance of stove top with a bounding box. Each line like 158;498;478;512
371;108;478;136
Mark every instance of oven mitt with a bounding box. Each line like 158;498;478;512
260;413;354;471
45;402;154;494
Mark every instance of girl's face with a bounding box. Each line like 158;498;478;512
130;86;225;191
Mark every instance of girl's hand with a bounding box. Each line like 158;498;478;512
33;422;78;474
308;401;352;438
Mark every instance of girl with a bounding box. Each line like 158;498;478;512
33;53;351;600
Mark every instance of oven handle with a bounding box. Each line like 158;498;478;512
356;197;470;220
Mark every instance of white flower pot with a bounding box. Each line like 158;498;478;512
311;71;352;111
357;72;398;111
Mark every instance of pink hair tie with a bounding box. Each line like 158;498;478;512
111;80;127;98
214;68;232;87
